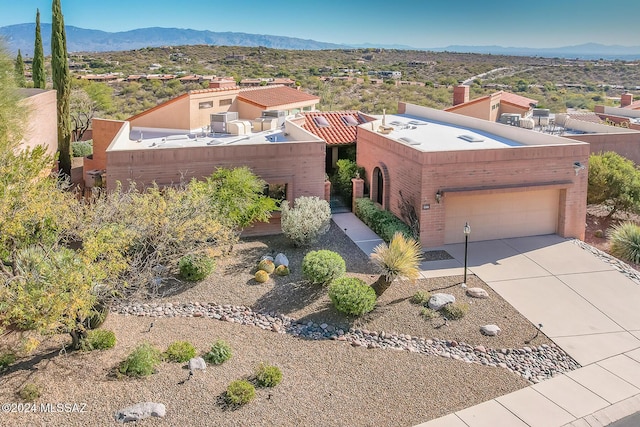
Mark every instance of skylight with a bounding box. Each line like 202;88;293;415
399;137;421;145
313;116;330;128
458;134;484;143
341;115;359;126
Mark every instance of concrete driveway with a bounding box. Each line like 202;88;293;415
419;234;640;427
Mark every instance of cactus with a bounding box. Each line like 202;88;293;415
257;259;275;274
275;265;290;276
255;270;270;283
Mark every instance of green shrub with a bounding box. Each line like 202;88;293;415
225;380;255;405
19;383;40;402
84;300;109;330
334;159;365;198
118;343;162;377
254;270;270;283
355;198;413;243
328;277;377;316
164;341;197;363
420;307;439;320
0;352;16;370
203;340;232;365
255;363;282;387
281;196;331;246
178;254;215;282
441;302;469;320
302;250;346;284
257;259;275;274
81;329;116;351
410;290;431;305
71;140;93;157
274;265;290;276
609;221;640;264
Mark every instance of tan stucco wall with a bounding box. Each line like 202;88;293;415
129;96;191;130
20;90;58;158
567;132;640;164
188;90;240;129
84;118;128;173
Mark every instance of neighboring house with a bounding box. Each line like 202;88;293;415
445;85;538;123
299;110;376;171
355;102;589;247
18;89;58;159
84;84;324;236
239;78;296;88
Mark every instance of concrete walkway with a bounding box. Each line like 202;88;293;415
332;213;640;427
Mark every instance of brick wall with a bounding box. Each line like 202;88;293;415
568;133;640;164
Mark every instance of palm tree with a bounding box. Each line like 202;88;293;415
370;232;421;296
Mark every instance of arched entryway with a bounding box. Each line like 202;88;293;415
373;167;383;205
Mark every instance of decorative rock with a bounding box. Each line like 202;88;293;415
480;324;501;336
474;345;486;353
428;293;456;310
466;287;489;299
260;255;274;262
188;357;206;371
115;402;166;423
274;253;289;267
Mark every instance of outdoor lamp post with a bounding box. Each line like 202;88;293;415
462;222;471;287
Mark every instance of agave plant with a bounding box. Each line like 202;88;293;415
370;232;422;296
609;221;640;264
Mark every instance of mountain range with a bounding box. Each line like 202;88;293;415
2;23;640;60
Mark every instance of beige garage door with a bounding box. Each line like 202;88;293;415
444;190;560;244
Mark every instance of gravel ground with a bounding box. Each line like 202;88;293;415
0;222;559;426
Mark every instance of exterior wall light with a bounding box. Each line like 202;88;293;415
573;162;585;175
435;190;442;203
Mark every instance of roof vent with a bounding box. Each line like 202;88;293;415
399;137;421;146
458;134;484;143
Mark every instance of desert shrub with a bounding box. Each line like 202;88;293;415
302;250;346;284
19;383;40;402
71;140;93;157
257;259;275;274
334;159;364;198
609;221;640;264
0;352;16;370
441;302;469;320
81;329;116;351
118;343;162;377
274;265;290;276
355;198;412;242
164;341;197;363
204;340;232;365
328;277;377;316
370;232;422;296
84;300;109;330
421;307;439;320
280;196;331;246
410;290;431;305
178;254;215;282
255;363;283;387
225;380;255;405
254;270;270;283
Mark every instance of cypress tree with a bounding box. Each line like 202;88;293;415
52;0;72;176
32;9;46;89
14;49;26;87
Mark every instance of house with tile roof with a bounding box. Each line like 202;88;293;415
445;85;538;122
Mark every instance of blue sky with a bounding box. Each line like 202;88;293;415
1;0;639;48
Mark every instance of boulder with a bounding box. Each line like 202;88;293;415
428;293;456;311
466;287;489;299
188;357;206;371
115;402;166;423
260;255;274;262
480;324;501;336
274;253;289;267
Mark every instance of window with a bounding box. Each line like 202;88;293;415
219;98;232;106
313;116;330;128
264;183;287;205
199;101;213;109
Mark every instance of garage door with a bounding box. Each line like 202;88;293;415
444;190;559;244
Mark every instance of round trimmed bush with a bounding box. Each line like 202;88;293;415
254;270;270;283
178;254;215;282
19;383;40;402
441;302;469;320
274;265;290;276
225;380;255;405
302;250;346;284
255;363;282;387
118;343;162;377
609;221;640;264
203;340;232;365
0;352;16;371
164;340;197;363
410;290;431;305
257;259;275;274
328;277;377;316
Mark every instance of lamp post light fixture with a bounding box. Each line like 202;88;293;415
435;190;442;204
462;222;471;288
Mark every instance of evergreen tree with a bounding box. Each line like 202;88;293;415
14;49;26;87
52;0;72;176
32;9;46;89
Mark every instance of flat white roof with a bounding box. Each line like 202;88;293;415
380;114;524;152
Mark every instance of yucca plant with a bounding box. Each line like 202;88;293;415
609;221;640;264
370;232;421;296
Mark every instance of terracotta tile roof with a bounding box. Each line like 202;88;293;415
499;92;538;109
565;112;604;124
302;111;374;145
238;85;319;108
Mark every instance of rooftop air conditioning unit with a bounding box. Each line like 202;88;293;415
210;112;239;133
261;110;286;127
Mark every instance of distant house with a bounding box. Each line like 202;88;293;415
445;85;538;122
239;78;296;88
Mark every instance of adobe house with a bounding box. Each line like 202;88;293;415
445;85;538;122
84;85;325;236
355;102;589;247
